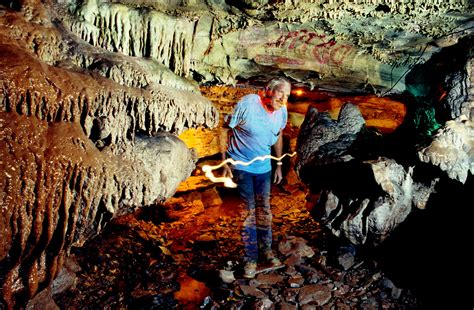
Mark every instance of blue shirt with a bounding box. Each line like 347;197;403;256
226;94;287;174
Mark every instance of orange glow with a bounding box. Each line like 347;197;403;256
286;94;406;134
294;89;304;96
175;274;210;309
202;152;297;188
439;90;447;101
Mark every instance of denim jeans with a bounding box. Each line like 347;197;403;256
233;169;273;263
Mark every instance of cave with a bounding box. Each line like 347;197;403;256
0;0;473;309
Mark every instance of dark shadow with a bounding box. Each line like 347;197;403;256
368;174;473;309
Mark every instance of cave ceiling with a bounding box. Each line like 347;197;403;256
4;0;474;96
65;0;474;94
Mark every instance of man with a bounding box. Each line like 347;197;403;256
220;77;291;278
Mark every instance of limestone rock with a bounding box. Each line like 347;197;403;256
418;119;473;183
296;104;439;245
0;112;195;308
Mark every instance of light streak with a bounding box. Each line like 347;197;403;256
202;152;297;188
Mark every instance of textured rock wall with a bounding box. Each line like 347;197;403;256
418;119;473;183
63;1;194;78
64;0;473;94
417;55;473;183
297;52;473;246
297;104;442;245
201;0;471;92
0;111;196;308
0;3;218;308
0;36;216;149
467;58;474;121
0;0;472;307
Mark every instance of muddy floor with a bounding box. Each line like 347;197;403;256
53;180;422;309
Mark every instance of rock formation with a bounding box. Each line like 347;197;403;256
0;2;218;308
0;0;473;308
296;51;473;245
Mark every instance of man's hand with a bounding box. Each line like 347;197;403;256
222;163;233;179
273;166;283;184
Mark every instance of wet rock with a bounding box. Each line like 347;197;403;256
278;301;298;310
129;293;177;309
26;288;59;310
335;301;352;309
337;252;355;271
201;187;224;208
287;274;305;288
382;278;403;299
360;296;379;309
255;273;285;286
51;257;82;296
278;235;315;258
239;285;266;298
333;283;351;297
253;297;274;309
284;254;303;267
196;233;216;242
298;284;332;306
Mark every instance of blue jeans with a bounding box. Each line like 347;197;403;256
234;169;273;263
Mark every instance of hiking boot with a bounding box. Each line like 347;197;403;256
243;262;257;279
264;251;282;267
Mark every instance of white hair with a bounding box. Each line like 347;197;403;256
266;77;291;94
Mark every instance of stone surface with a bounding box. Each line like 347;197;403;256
0;4;216;308
50;184;427;308
0;110;195;308
296;104;442;245
418;119;473;183
0;0;473;308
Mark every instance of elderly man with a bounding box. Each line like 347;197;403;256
220;77;291;278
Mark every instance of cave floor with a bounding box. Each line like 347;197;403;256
53;181;421;309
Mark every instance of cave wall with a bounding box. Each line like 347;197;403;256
0;2;218;308
296;42;473;246
0;0;473;308
60;0;474;93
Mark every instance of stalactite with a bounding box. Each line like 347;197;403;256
0;7;213;307
0;37;218;154
64;1;195;79
0;110;197;308
255;0;468;21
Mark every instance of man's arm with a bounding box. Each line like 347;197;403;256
273;130;283;184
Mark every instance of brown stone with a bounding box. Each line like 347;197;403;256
298;284;333;306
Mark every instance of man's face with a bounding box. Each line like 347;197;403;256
271;85;290;110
